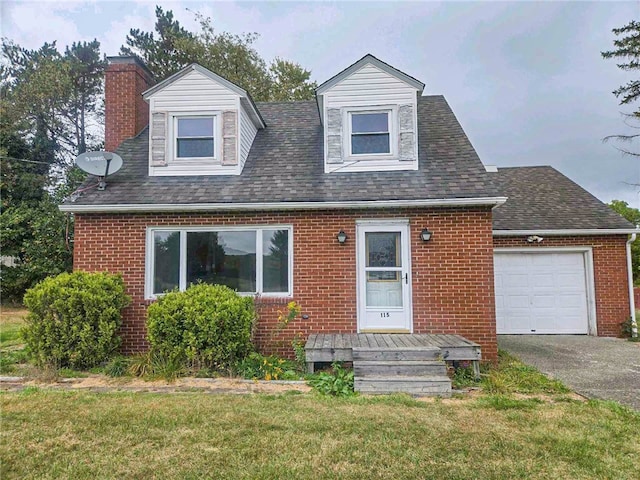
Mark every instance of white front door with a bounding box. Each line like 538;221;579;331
357;223;412;332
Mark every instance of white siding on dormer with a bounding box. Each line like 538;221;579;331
151;69;238;112
321;62;419;173
323;64;416;109
239;102;258;168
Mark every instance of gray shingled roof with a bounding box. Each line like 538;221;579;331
66;96;499;207
492;166;634;231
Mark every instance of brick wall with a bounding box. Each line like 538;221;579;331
493;235;631;336
73;207;498;360
635;287;640;311
104;58;154;152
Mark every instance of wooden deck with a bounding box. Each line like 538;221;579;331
305;333;481;364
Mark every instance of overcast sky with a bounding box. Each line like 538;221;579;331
2;0;639;206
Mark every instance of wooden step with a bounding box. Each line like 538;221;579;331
354;376;452;396
354;360;447;377
352;347;441;361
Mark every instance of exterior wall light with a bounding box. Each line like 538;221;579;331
336;230;348;244
420;228;433;242
526;235;544;243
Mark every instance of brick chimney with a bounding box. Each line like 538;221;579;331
104;56;155;152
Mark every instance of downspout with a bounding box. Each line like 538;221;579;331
626;233;637;338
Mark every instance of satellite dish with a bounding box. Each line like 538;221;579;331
75;151;123;190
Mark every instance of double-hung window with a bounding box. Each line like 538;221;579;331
175;116;215;159
350;111;391;155
148;227;292;298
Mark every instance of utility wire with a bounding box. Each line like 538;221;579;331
0;155;52;165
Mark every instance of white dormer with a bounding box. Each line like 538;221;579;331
316;54;424;173
143;64;265;176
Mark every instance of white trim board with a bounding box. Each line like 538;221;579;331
356;221;413;333
60;196;508;213
494;247;597;335
493;229;638;236
145;224;294;300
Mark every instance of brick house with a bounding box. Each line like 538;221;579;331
61;54;637;363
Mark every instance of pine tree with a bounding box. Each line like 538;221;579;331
602;20;640;155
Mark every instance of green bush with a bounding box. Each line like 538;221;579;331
104;356;130;377
22;271;130;368
308;363;355;397
235;352;300;380
146;283;255;370
620;317;640;342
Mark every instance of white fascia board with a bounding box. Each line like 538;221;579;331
59;196;508;213
143;64;265;129
143;64;247;99
316;54;425;94
493;228;640;236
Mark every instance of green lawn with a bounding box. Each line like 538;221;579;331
1;307;639;478
1;390;639;479
0;306;26;349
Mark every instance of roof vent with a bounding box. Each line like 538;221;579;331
484;165;498;173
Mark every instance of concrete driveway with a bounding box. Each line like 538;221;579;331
498;335;640;410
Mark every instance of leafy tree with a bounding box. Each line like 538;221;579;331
602;21;640;156
120;6;195;81
609;200;640;284
120;6;316;101
1;38;105;171
269;58;316;101
0;38;100;303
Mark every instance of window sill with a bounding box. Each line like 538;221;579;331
149;163;241;176
346;153;397;162
144;292;293;303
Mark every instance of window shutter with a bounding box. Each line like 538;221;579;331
326;108;343;164
150;112;167;167
398;104;416;161
222;111;238;166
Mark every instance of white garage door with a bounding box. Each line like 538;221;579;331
494;251;590;334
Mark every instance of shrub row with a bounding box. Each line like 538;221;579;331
23;273;255;371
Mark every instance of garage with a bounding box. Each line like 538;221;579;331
494;250;593;335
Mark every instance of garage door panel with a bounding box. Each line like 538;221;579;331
531;255;554;266
508;295;530;308
557;273;583;288
503;313;531;333
495;251;590;335
555;254;582;266
532;294;555;308
533;315;558;332
531;273;553;286
505;274;530;288
558;293;585;308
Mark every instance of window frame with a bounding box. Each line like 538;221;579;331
145;225;294;299
345;106;396;159
170;113;220;164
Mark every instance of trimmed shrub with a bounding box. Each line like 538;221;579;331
146;283;255;369
22;271;130;368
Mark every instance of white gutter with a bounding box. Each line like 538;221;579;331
627;233;638;338
493;228;640;236
59;196;508;213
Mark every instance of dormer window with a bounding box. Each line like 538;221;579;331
350;111;391;155
176;116;216;159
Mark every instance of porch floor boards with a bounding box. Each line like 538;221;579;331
305;333;482;364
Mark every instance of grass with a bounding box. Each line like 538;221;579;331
452;350;569;394
1;390;639;479
0;305;26;349
0;306;29;375
1;306;637;478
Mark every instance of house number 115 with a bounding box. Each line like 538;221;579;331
380;312;390;318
